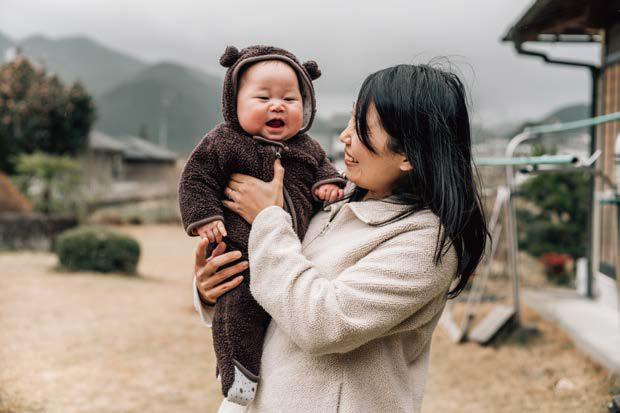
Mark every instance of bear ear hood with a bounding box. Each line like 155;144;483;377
219;45;320;135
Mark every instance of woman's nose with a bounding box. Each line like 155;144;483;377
339;128;351;144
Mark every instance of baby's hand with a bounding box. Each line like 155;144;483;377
314;184;344;203
196;220;227;244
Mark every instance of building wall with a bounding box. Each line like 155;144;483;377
596;25;620;282
123;161;177;185
80;151;124;195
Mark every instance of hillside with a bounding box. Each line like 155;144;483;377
0;31;224;153
96;62;223;153
505;103;590;138
0;31;13;54
16;34;147;96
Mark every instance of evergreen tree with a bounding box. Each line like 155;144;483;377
0;56;96;173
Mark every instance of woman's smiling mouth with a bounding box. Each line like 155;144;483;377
344;149;358;164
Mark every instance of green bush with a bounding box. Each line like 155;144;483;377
56;226;140;274
517;144;589;260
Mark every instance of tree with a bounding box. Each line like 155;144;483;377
517;144;589;258
15;152;82;215
0;56;96;173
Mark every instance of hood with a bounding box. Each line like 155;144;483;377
219;45;322;135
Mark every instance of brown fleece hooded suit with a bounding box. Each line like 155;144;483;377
178;45;346;405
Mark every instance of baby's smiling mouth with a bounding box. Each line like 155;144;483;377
266;119;285;128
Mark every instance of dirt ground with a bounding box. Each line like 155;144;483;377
0;224;617;413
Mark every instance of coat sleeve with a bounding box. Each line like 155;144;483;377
193;276;215;327
178;133;231;236
247;206;456;356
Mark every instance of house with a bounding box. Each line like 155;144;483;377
82;130;126;191
503;0;620;374
83;131;180;206
116;135;178;184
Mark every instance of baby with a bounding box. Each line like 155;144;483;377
178;45;346;405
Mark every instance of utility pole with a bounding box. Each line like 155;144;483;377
159;92;170;148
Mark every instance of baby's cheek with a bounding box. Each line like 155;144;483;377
290;104;304;128
238;110;264;135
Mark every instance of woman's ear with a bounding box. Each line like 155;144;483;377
399;156;413;172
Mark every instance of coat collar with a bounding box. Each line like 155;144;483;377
326;186;413;226
347;197;412;225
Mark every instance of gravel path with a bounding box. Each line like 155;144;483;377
0;224;615;412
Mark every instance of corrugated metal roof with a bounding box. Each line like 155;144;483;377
502;0;612;44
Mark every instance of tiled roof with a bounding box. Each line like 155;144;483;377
88;131;177;162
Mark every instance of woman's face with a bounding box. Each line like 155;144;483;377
339;104;412;199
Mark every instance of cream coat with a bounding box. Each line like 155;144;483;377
195;194;457;413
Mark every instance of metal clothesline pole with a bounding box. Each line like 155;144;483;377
468;111;620;330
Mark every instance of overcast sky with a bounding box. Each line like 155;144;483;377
0;0;601;127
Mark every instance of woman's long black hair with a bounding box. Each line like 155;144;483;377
347;64;489;299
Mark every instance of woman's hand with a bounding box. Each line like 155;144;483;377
195;239;247;305
222;158;285;224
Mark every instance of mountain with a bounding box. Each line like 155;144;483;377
0;31;333;154
15;34;147;95
505;103;590;139
96;62;223;153
0;32;14;56
0;31;224;153
542;103;590;125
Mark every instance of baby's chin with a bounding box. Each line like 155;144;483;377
257;129;298;142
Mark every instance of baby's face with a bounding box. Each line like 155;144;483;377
236;61;303;141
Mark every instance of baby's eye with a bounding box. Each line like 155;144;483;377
284;97;297;101
256;96;269;100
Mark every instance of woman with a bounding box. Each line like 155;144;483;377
193;64;488;412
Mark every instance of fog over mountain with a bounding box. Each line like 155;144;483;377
0;0;600;128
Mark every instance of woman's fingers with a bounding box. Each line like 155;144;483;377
201;275;244;304
201;260;248;290
194;237;210;270
228;180;242;192
222;199;236;212
225;187;238;201
225;199;251;222
229;173;247;183
197;250;243;283
208;250;243;270
272;158;285;184
207;241;227;262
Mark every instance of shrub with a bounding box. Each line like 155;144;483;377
517;144;589;259
15;152;82;215
56;226;140;274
